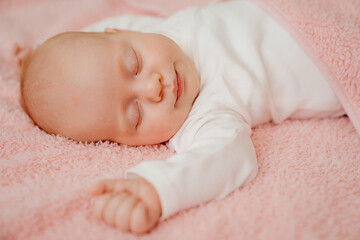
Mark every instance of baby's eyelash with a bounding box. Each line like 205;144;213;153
135;101;142;128
133;49;141;76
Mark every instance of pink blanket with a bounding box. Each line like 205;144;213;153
1;0;359;239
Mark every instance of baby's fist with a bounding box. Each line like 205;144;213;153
91;178;162;234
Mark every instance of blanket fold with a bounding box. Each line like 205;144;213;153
251;0;360;134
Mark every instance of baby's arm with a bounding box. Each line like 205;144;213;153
90;110;257;234
90;178;161;234
126;109;258;221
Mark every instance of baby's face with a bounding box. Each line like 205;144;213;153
30;30;200;145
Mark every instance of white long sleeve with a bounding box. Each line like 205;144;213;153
82;0;343;220
126;107;257;220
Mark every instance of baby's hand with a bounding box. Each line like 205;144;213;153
90;178;162;234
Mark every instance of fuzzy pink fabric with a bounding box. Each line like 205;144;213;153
252;0;360;136
1;0;360;239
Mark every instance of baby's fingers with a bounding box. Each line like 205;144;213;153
102;193;126;227
12;44;20;55
130;201;153;234
93;192;112;219
90;179;118;195
114;193;140;232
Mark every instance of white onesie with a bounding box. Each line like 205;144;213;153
83;0;344;220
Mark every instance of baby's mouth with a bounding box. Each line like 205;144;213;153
175;70;183;103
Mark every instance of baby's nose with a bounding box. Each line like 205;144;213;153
140;73;163;102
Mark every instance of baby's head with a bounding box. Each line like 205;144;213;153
20;29;200;145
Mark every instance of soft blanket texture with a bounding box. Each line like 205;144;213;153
0;0;359;239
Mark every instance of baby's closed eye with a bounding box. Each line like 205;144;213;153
132;48;142;76
129;100;142;129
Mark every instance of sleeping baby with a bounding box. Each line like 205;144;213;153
13;0;345;234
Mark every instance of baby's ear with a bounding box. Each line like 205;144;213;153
12;44;32;80
104;28;123;33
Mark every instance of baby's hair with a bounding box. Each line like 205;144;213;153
18;39;59;133
18;33;69;129
17;32;92;135
19;32;91;121
18;37;60;132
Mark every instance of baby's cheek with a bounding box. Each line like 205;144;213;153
70;96;80;105
143;124;172;143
